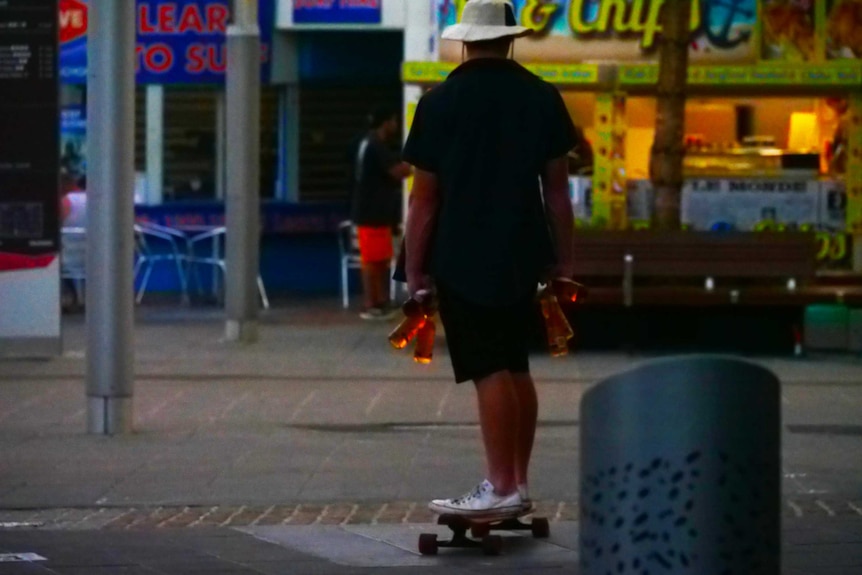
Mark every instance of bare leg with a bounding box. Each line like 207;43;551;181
361;261;390;309
474;370;519;496
375;262;392;307
360;264;376;310
512;372;538;492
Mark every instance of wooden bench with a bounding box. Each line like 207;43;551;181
571;231;857;307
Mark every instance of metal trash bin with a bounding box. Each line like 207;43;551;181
579;356;781;575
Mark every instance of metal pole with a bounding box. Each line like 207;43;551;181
277;85;301;202
145;85;164;205
86;0;136;434
623;254;634;308
215;91;227;201
225;0;261;343
215;90;227;296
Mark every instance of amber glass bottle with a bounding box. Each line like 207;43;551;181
388;291;437;360
539;285;574;357
413;318;436;364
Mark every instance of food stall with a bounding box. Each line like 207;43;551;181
402;0;862;350
408;0;862;274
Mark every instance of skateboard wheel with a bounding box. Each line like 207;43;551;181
531;517;550;538
482;535;503;556
471;523;491;538
418;533;438;556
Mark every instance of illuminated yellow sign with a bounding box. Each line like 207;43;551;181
405;61;862;89
440;0;756;63
402;62;600;86
620;63;862;87
565;0;702;51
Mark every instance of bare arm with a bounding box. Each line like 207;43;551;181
405;168;440;296
542;156;575;279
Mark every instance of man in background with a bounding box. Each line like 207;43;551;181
351;106;412;320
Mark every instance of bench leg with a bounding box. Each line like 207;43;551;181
793;325;804;358
621;307;637;356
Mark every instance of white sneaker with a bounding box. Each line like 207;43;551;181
429;480;523;518
359;306;398;321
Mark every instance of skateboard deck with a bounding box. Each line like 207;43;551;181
418;508;550;556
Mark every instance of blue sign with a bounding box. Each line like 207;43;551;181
135;201;350;235
294;0;382;24
59;0;276;84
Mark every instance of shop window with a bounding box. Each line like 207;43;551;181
61;84;277;204
299;84;402;203
295;31;404;203
135;86;279;202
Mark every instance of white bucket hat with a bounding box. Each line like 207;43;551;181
441;0;533;43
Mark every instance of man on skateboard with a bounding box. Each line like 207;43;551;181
401;0;578;519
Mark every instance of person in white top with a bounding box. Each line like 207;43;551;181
60;173;87;310
61;172;86;226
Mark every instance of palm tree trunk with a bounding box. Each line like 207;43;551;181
650;0;691;230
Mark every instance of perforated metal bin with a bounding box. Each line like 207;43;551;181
579;356;781;575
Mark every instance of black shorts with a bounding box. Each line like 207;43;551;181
437;284;536;384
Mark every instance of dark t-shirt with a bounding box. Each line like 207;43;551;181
351;131;401;227
402;58;577;306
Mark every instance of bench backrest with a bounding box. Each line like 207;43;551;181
572;232;817;279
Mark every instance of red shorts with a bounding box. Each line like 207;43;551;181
357;226;393;264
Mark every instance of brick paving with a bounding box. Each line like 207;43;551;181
2;497;861;532
1;303;861;572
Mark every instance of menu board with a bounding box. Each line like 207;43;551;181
0;0;59;260
827;0;862;60
619;178;845;233
760;0;817;62
681;179;824;231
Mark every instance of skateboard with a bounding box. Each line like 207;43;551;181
418;508;550;556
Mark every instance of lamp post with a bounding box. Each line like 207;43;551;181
86;0;136;434
225;0;262;343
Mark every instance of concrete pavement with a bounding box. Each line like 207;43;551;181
1;299;861;573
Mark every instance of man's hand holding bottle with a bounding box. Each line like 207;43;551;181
538;277;586;358
388;289;437;364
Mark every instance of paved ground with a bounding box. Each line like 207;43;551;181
1;299;861;573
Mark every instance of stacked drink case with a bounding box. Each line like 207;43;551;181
388;290;437;364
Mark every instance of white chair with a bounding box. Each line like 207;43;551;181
336;220;399;309
186;226;270;310
337;220;363;309
133;222;190;305
60;226;87;306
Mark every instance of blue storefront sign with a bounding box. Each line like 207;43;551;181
293;0;382;24
59;0;276;84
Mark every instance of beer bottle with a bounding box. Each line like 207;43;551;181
413;318;436;364
388;290;436;351
388;298;428;350
539;286;574;358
